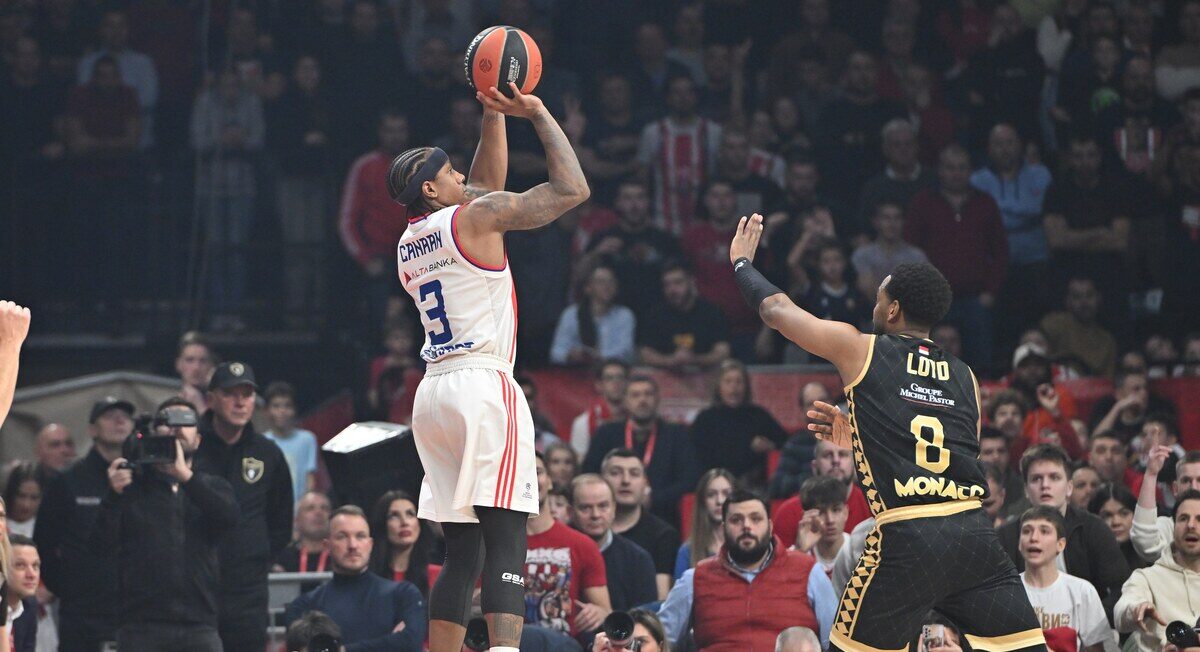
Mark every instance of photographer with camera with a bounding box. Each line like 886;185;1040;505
286;611;345;652
92;398;240;651
590;610;669;652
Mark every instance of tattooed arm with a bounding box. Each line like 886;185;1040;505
466;107;507;193
459;85;590;235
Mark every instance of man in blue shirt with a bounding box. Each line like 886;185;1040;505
284;505;427;651
970;123;1053;346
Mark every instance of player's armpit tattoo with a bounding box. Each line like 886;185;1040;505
463;185;491;200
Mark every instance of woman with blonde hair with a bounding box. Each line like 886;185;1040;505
0;495;15;652
689;360;786;487
673;468;736;578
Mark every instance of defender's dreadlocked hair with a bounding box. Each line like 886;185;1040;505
885;262;952;329
387;146;435;214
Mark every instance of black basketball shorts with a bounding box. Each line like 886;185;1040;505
830;502;1047;652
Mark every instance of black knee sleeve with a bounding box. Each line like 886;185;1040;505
429;522;484;625
476;506;529;618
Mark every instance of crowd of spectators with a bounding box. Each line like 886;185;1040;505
4;0;1200;651
0;321;1190;651
0;0;1197;380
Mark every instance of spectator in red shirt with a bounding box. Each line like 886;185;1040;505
366;323;420;423
905;144;1009;371
682;180;760;358
1006;343;1084;460
774;439;872;548
525;453;612;639
338;109;411;343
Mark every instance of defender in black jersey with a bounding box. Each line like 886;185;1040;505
729;214;1045;652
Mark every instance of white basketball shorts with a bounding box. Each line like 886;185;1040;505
410;355;539;523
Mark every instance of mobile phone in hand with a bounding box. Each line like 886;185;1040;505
922;624;946;652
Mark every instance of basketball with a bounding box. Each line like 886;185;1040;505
463;25;542;98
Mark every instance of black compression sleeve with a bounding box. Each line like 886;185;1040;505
732;257;785;310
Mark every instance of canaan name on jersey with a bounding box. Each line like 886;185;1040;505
399;231;445;262
894;475;986;500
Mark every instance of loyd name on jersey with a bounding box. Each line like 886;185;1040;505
893;347;986;501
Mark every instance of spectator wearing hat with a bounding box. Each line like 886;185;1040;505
194;361;293;652
34;395;135;651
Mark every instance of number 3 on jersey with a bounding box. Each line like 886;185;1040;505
419;280;453;345
912;415;950;473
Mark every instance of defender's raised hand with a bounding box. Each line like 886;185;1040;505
730;213;764;264
807;400;853;449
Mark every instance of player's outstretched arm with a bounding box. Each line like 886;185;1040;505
465;98;507;193
730;215;868;383
460;83;590;234
0;301;31;430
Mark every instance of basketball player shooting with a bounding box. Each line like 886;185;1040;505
389;83;589;652
729;214;1047;652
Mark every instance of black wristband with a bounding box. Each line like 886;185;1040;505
732;257;784;310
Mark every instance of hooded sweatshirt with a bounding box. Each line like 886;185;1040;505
1113;546;1200;652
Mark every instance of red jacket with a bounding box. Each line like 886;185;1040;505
338;150;409;266
692;536;819;652
904;188;1009;295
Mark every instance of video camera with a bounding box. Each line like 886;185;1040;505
121;408;196;467
1166;617;1200;649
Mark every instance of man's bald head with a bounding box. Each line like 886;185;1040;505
800;382;830;411
776;626;821;652
35;424;76;471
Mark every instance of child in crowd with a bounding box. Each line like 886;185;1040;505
794;475;850;581
263;381;319;505
1018;506;1117;652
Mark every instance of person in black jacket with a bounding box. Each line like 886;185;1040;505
7;535;41;652
194;362;294;652
689;360;786;488
996;443;1131;620
582;375;699;525
93;398;240;651
34;395;135;651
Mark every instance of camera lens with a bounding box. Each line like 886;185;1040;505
1167;622;1200;648
604;612;636;643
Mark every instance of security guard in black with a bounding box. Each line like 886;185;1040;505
194;362;294;652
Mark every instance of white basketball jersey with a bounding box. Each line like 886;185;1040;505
397;204;517;366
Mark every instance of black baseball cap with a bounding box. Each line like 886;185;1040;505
89;396;135;423
208;361;258;391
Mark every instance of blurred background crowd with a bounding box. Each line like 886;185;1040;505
3;0;1200;651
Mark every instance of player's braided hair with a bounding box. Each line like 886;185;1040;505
386;146;435;213
885;262;952;329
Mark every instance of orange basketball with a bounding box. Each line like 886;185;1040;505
464;26;542;98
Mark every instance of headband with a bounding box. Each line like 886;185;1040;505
392;147;449;206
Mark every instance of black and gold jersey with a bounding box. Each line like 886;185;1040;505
846;333;988;517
